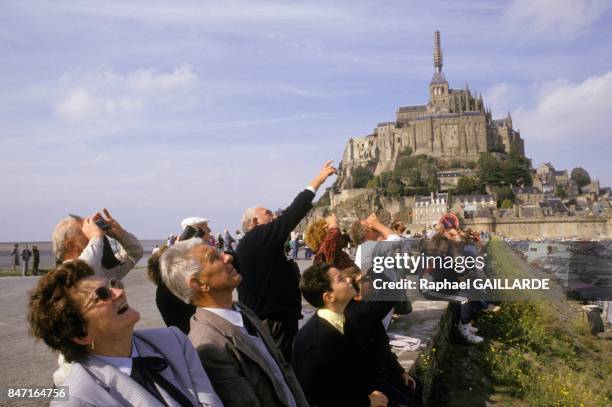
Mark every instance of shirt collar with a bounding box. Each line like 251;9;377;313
317;308;345;334
202;304;244;328
92;341;138;376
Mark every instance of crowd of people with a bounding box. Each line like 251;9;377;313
25;159;495;406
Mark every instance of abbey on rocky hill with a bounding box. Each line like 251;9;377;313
337;31;525;190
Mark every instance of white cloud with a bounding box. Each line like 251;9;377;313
128;65;196;93
55;87;144;122
53;65;197;123
514;70;612;140
503;0;611;36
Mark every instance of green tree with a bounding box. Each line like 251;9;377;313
571;167;591;190
456;176;482;195
479;151;531;188
387;178;405;197
351;166;373;188
500;198;513;209
555;188;567;199
505;143;532;186
492;185;514;207
366;175;381;189
478;153;503;185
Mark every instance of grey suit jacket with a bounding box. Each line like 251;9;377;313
52;327;223;406
189;305;309;407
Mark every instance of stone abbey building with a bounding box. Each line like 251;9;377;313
337;31;525;189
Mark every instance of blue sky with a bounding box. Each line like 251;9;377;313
1;0;611;241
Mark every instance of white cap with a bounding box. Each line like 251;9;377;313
181;217;210;229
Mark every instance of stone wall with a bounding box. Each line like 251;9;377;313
464;216;611;239
330;188;377;209
329;190;611;240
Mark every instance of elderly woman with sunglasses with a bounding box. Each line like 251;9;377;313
28;260;223;406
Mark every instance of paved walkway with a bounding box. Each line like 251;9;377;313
0;259;315;393
0;258;448;405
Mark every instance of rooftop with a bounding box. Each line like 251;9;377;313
455;194;495;202
512;186;542;194
430;71;448;85
398;105;427;112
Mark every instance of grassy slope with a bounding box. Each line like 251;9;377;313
429;240;611;407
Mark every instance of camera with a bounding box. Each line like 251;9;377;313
179;225;204;241
95;219;111;231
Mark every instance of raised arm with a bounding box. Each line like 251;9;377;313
262;160;337;248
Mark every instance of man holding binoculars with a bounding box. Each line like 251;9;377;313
52;208;143;280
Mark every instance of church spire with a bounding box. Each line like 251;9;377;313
433;30;443;73
429;30;448;86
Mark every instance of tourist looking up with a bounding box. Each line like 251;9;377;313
148;216;211;335
160;239;308;407
50;209;144;385
344;270;422;406
391;219;407;237
51;209;143;280
350;213;411;328
292;262;389;407
236;160;337;360
305;213;356;270
28;260;222;406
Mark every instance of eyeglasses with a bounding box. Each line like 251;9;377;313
84;278;124;310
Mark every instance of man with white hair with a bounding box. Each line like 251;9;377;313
236;160;337;360
160;239;309;407
152;216;212;334
51;208;143;279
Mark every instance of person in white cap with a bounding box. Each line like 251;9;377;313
179;217;211;242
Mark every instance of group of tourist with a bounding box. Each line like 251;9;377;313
165;226;242;255
26;159;493;406
9;243;40;276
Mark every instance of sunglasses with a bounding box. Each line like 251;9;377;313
84;278;124;310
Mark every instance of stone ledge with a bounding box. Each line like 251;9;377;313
389;300;454;405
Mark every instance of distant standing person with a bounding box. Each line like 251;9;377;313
9;244;19;271
290;230;300;259
236;160;337;360
167;234;177;247
32;245;40;275
223;229;235;252
216;233;224;253
21;244;32;276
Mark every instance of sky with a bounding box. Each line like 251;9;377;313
1;0;611;241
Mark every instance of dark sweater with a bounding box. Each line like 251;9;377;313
344;300;405;392
236;189;314;321
292;315;370;407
